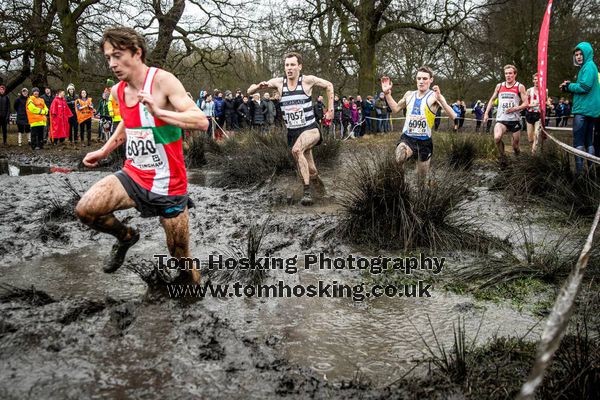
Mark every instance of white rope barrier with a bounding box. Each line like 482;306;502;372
517;202;600;399
542;126;600;164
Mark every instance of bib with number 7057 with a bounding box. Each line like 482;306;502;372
125;128;165;170
285;108;307;128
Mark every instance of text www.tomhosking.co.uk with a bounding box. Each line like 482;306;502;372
156;252;445;301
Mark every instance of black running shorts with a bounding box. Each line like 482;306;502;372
287;123;322;148
397;134;433;162
115;170;194;219
498;121;522;133
525;111;540;124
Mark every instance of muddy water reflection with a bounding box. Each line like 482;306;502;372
0;247;146;301
0;247;541;386
251;272;540;384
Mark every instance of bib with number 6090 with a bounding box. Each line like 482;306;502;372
285;108;306;128
407;115;428;135
125;128;164;170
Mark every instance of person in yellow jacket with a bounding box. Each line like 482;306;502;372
106;78;121;137
75;89;95;146
26;87;48;150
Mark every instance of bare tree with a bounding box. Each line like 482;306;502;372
331;0;503;95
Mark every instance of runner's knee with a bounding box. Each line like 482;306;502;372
292;146;303;159
75;198;95;225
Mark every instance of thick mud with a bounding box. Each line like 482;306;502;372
0;145;567;399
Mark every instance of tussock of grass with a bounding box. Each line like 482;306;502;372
337;150;495;251
399;300;600;399
38;179;82;243
491;146;600;217
184;134;208;168
206;128;340;187
435;133;497;165
455;223;596;291
205;217;271;286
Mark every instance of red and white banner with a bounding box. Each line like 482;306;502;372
537;0;553;122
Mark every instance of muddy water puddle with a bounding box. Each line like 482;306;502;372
1;246;542;387
0;246;146;301
202;265;542;385
251;274;537;384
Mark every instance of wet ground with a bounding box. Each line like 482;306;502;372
0;139;575;399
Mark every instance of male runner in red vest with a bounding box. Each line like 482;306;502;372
484;64;529;167
76;27;208;283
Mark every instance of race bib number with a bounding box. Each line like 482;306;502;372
407;115;428;135
125;128;164;170
501;101;516;111
285;108;306;128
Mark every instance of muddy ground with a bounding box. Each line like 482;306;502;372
0;134;596;399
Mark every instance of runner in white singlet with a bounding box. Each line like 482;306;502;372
484;64;529;167
381;66;456;181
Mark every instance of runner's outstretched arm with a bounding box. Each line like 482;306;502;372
137;71;208;131
304;75;334;120
381;76;407;114
247;78;282;95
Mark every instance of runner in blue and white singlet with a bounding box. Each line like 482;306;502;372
402;90;436;140
381;66;456;181
247;52;334;206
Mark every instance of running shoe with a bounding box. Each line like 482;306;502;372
104;229;140;273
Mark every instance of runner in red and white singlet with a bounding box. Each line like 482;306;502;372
526;73;544;154
117;66;187;196
484;64;529;167
77;27;208;283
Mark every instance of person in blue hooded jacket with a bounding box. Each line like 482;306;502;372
560;42;600;173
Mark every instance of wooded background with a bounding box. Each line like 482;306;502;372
1;0;598;102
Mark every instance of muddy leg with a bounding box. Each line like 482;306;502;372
416;159;431;184
76;175;137;240
395;143;413;168
160;208;199;284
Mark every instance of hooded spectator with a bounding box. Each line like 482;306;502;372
214;92;225;129
560;41;600;172
49;88;72;144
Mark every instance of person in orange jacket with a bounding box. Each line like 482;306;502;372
26;87;48;150
50;89;73;144
105;78;121;137
75;89;95;146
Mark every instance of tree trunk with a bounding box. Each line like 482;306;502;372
357;33;378;96
60;16;80;87
6;52;31;93
30;0;49;88
147;0;185;67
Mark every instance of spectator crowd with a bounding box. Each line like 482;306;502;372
0;69;596;154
